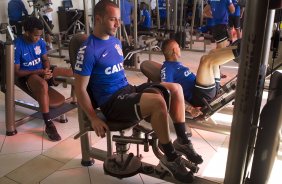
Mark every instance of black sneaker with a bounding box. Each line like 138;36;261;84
45;123;61;142
230;39;241;63
160;155;194;183
173;139;203;164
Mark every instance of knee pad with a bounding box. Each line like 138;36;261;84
144;84;171;111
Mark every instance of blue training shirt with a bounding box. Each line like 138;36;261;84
158;0;167;19
14;36;47;71
161;61;196;102
74;35;129;107
120;0;133;25
208;0;233;25
230;0;240;17
141;9;151;28
8;0;28;21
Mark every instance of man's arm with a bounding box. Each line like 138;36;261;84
74;74;109;137
228;2;235;14
203;4;213;18
20;1;28;16
14;64;45;78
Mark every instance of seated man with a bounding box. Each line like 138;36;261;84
74;1;202;183
14;17;73;141
160;39;240;117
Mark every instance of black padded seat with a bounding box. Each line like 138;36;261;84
96;111;138;131
68;33;88;70
15;80;65;108
140;60;162;82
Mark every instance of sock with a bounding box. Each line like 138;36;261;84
161;142;178;161
173;123;190;144
215;78;221;92
231;39;241;58
42;112;52;126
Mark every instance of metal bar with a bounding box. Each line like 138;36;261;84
83;0;90;35
5;43;16;135
166;0;170;30
224;0;271;183
189;0;198;50
156;0;160;29
174;0;178;33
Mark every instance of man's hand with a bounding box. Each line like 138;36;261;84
186;105;203;118
43;68;53;80
90;116;109;138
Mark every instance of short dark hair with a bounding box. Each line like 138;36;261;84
161;39;176;54
23;17;44;32
94;0;119;17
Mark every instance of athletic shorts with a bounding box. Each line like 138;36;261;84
17;66;57;92
228;16;240;29
100;83;159;123
189;83;217;107
212;24;229;43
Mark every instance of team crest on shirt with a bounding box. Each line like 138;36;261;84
115;44;123;56
34;46;41;55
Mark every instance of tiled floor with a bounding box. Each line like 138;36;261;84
0;42;281;184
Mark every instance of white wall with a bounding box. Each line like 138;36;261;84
0;0;92;41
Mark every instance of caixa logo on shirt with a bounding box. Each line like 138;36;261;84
23;58;41;67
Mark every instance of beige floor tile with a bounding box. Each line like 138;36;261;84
1;133;43;154
42;137;81;163
88;159;143;184
58;154;84;171
0;151;41;177
140;173;174;184
0;177;18;184
6;155;64;184
41;167;91;184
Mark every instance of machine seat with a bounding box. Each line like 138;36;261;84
96;111;139;131
15;80;65;108
140;60;162;82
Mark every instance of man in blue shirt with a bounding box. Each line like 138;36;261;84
138;2;151;31
74;1;203;183
228;0;241;43
120;0;133;37
161;39;240;117
8;0;28;36
204;0;235;49
14;17;73;141
158;0;167;27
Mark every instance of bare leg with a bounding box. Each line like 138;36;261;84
160;82;185;123
235;28;241;39
27;74;49;113
139;92;170;144
196;48;235;86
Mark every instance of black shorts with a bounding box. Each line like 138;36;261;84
17;66;57;92
212;24;229;43
228;16;240;29
100;83;159;123
189;83;217;107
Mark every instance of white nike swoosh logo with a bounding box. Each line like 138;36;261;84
102;53;108;57
24;53;28;56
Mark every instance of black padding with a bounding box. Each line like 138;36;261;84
96;111;137;131
15;79;65;108
68;33;88;70
148;84;171;111
31;102;77;119
140;60;162;82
